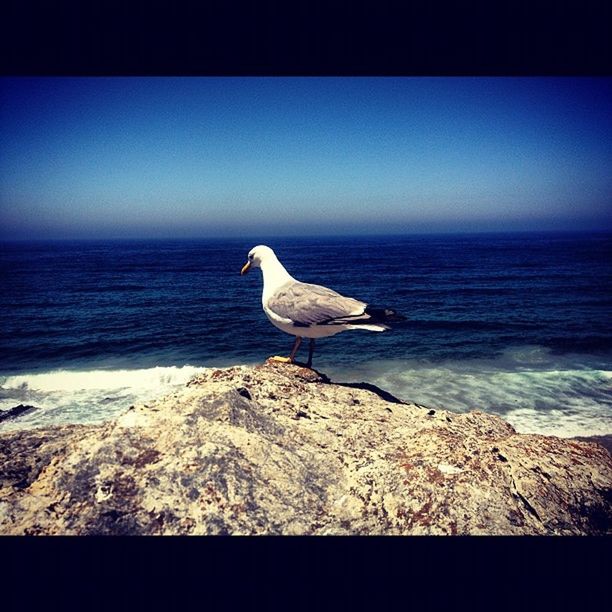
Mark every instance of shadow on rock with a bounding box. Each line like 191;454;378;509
332;381;408;405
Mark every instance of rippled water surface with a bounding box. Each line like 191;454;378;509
1;233;611;436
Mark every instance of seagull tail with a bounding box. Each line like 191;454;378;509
329;306;406;331
363;306;406;324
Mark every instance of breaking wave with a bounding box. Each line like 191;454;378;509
326;346;612;438
1;346;610;439
0;365;207;432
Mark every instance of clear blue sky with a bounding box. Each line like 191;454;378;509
1;77;610;239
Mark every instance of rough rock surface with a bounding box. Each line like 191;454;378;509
0;360;610;535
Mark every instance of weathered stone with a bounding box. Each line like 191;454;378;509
0;362;610;535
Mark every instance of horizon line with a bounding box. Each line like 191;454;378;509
1;228;611;243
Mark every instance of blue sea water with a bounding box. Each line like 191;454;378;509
1;232;611;437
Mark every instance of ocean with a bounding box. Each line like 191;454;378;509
1;233;611;437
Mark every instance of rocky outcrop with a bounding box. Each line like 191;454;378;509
0;360;610;535
0;404;38;423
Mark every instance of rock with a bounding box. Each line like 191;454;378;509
571;435;612;455
0;404;38;423
0;362;610;535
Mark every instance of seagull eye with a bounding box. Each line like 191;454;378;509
248;254;254;261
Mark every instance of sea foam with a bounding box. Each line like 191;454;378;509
0;365;207;431
325;346;612;438
1;346;611;438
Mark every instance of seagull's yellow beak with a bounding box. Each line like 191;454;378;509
240;261;251;275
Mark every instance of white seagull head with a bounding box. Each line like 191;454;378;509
240;245;277;275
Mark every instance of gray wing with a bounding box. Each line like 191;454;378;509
267;281;366;325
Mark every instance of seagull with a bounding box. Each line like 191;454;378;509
240;245;404;368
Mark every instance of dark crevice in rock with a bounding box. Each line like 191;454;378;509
236;387;252;400
509;473;543;525
515;490;543;524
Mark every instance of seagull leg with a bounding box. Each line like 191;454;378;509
270;336;302;363
306;339;315;368
289;336;302;362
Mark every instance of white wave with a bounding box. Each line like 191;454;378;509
1;346;611;439
325;346;612;438
0;365;207;432
1;365;204;393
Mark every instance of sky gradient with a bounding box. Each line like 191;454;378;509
1;77;611;239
